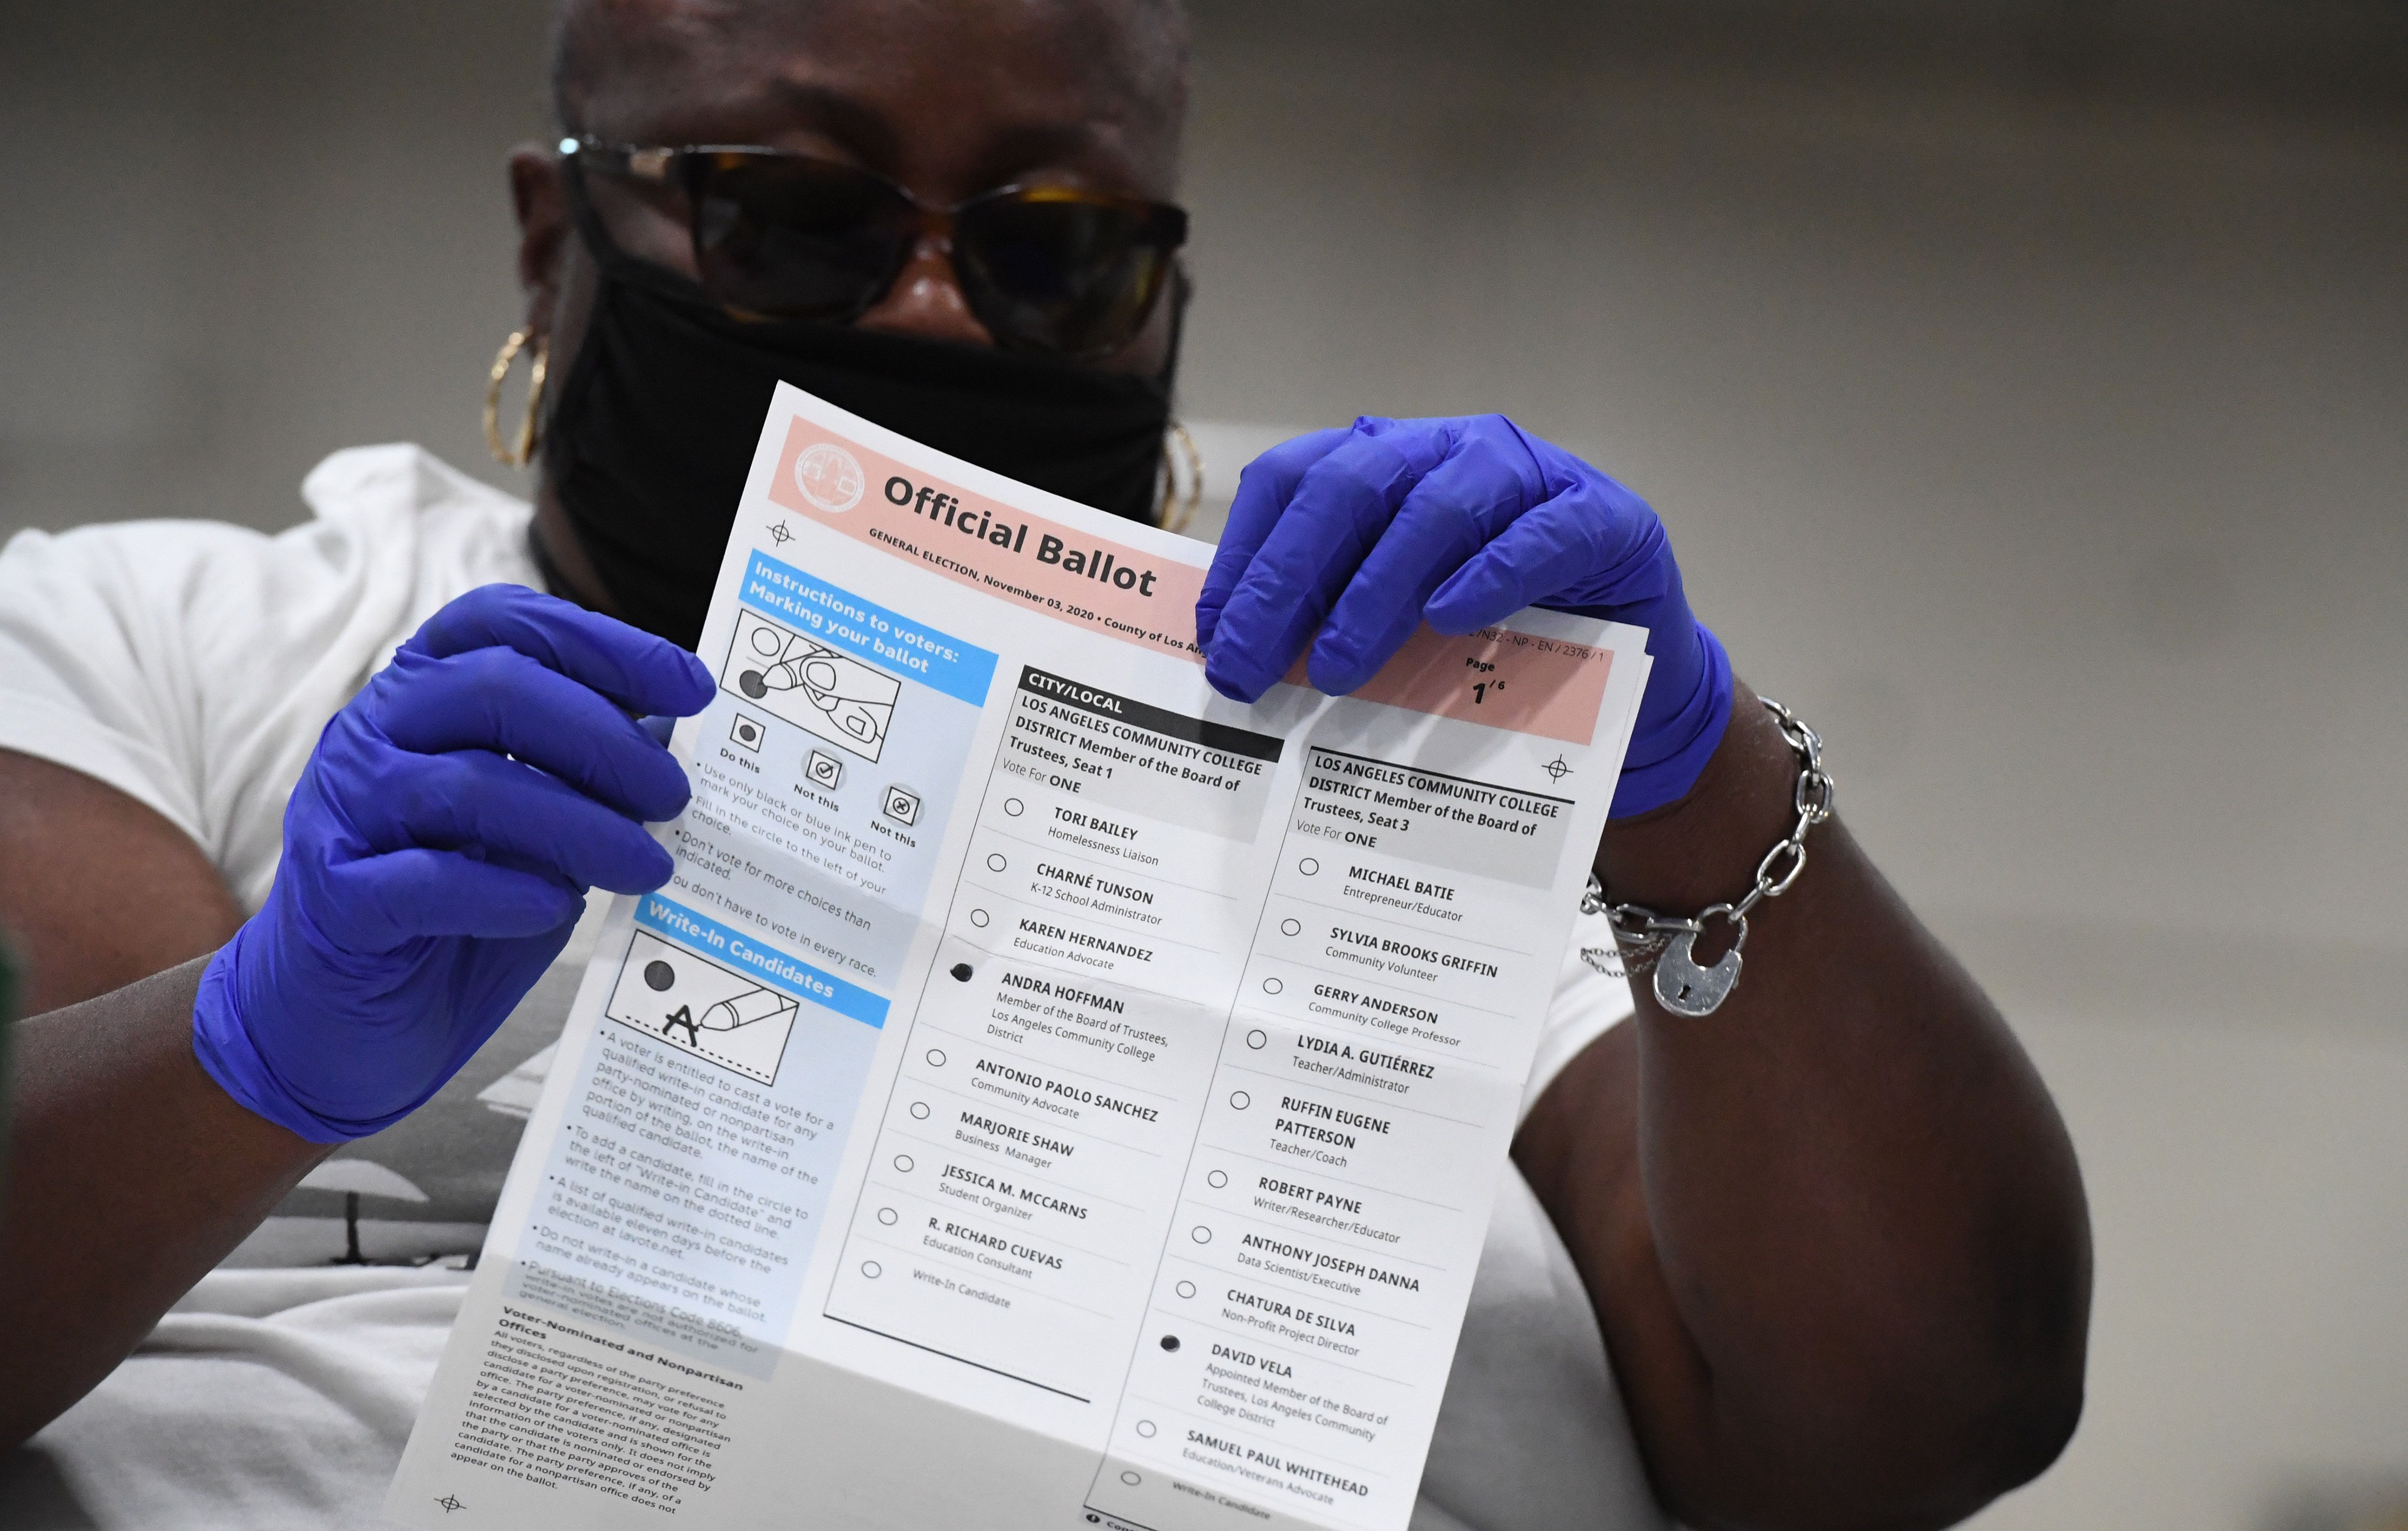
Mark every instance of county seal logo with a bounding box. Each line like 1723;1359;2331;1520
793;441;866;512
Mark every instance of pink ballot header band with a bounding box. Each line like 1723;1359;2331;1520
767;418;1614;745
768;419;1199;660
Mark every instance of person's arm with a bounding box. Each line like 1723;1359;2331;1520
0;957;327;1447
0;587;713;1450
1198;415;2091;1530
0;750;302;1447
0;749;244;1015
1512;683;2089;1529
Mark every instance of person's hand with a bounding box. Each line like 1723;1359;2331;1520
1195;415;1733;817
191;585;714;1142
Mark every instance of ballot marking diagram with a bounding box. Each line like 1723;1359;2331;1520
604;930;800;1086
720;609;902;763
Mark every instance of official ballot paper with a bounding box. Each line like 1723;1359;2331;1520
387;385;1650;1531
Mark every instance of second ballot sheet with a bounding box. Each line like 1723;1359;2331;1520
390;384;1650;1531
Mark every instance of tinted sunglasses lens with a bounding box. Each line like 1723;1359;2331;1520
690;155;915;319
956;196;1179;357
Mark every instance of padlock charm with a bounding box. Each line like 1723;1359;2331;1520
1652;928;1741;1016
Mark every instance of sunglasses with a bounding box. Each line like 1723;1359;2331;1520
561;135;1188;361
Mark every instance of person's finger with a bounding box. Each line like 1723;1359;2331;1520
1423;482;1671;635
1202;420;1452;701
403;584;715;717
1305;423;1541;695
1195;428;1350;651
345;747;675;894
423;923;583;1090
315;849;586;949
369;646;693;822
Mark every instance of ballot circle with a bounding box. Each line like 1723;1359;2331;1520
793;442;866;512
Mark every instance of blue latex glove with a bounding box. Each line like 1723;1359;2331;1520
1196;415;1732;818
192;585;714;1142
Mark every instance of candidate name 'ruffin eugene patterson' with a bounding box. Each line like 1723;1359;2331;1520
882;473;1162;596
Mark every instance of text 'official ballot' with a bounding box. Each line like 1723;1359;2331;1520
388;385;1651;1531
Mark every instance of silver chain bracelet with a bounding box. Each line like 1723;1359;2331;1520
1578;697;1835;1016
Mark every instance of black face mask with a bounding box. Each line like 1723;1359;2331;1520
541;238;1178;650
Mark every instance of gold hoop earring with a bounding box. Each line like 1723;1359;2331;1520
484;329;548;467
1156;419;1203;535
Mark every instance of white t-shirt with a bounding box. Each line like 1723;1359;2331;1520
0;445;1659;1531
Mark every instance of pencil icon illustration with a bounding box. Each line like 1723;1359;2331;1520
744;653;844;697
700;984;797;1033
727;614;901;759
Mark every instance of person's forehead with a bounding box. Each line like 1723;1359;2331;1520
560;0;1185;196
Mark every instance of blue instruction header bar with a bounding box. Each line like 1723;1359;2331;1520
739;550;996;708
635;894;888;1029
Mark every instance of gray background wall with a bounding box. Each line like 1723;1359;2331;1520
3;3;2404;1525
